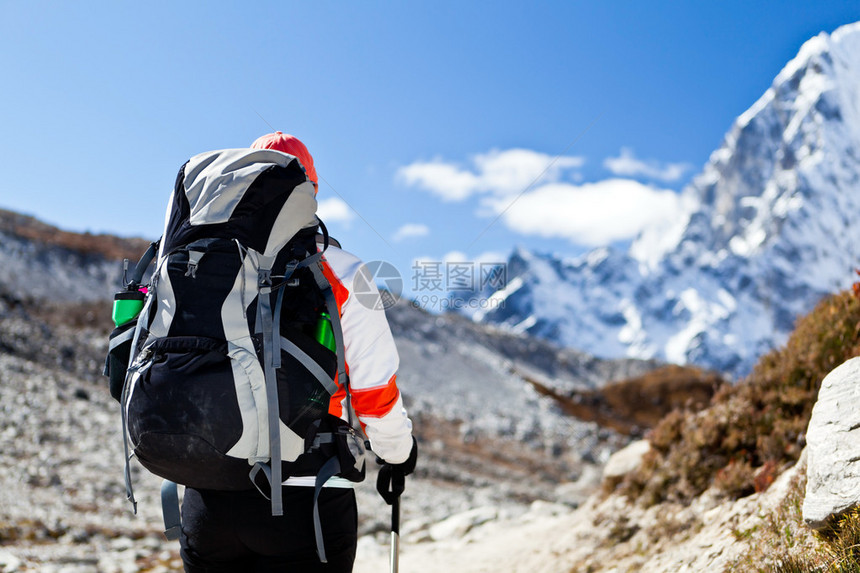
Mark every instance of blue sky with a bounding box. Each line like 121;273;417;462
2;1;860;300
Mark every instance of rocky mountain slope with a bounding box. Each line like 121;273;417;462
469;22;860;379
0;209;149;303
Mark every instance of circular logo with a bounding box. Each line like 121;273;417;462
353;260;403;310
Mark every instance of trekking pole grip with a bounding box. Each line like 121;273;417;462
376;437;417;505
376;464;406;505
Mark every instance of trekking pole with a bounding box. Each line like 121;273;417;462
390;493;400;573
376;461;405;573
375;437;416;573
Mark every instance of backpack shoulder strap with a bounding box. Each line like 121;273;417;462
254;254;285;516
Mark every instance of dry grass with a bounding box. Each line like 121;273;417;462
733;474;860;572
0;208;151;261
726;470;822;571
813;508;860;571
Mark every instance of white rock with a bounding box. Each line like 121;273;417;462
526;500;569;518
554;464;603;506
0;550;23;571
428;507;498;541
803;357;860;529
602;439;651;480
56;566;99;573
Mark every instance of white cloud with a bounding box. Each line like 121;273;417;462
472;250;508;265
399;147;685;247
411;250;505;269
397;162;480;201
603;147;691;182
316;197;355;225
441;250;469;264
486;179;683;246
397;148;584;201
393;223;430;242
472;149;584;196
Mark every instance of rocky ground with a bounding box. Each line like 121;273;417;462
354;452;806;573
0;288;619;572
0;320;808;573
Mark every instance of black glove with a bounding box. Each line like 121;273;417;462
376;437;418;505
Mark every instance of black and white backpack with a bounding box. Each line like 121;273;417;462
105;148;364;562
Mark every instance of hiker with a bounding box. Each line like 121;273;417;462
173;132;417;572
108;132;417;572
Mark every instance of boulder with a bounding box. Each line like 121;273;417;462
0;550;23;572
428;507;499;541
602;439;651;481
803;357;860;529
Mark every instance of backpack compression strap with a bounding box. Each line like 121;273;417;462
313;456;341;563
253;255;285;516
248;249;329;518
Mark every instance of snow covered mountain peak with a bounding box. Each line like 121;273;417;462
636;21;860;266
471;22;860;377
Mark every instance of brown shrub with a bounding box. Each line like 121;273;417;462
649;409;686;452
599;364;723;427
753;459;779;494
617;289;860;506
713;459;755;498
553;365;723;437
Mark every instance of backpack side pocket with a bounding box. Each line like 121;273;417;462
104;320;137;402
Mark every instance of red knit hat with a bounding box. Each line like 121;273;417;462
250;132;318;191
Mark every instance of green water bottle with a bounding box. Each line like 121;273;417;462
112;289;145;327
315;311;336;352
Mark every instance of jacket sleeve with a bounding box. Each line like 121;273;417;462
321;248;414;464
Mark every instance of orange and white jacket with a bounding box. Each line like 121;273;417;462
320;245;414;465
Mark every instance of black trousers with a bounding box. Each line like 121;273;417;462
180;486;358;573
